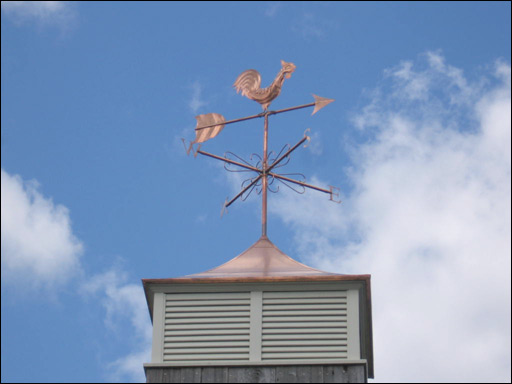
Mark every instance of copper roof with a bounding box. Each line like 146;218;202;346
181;235;339;279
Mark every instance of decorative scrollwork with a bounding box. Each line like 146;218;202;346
240;176;262;201
303;128;311;148
267;175;280;194
268;144;291;169
277;177;306;194
227;151;251;165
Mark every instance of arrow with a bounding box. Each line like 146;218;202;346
194;95;335;133
311;94;335;115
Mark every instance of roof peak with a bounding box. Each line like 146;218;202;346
182;236;340;279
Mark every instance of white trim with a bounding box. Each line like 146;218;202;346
150;281;363;294
249;291;262;362
346;289;361;360
151;292;165;363
144;359;368;368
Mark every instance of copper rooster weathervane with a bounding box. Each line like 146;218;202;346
182;60;340;238
234;60;296;111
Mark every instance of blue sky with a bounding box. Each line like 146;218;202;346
1;2;510;383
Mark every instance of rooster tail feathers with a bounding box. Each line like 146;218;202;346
233;69;261;96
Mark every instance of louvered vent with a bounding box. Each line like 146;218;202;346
164;292;251;362
261;290;348;361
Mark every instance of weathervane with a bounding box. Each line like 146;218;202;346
182;60;340;238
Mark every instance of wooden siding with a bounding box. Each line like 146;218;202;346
145;364;367;383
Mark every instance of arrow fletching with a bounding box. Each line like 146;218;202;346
311;94;335;115
194;113;226;144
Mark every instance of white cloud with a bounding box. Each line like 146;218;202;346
1;169;83;288
269;54;511;382
195;213;208;223
188;80;208;114
82;269;152;383
0;168;150;381
108;348;152;384
173;79;209;154
1;1;75;28
291;9;338;41
264;2;282;18
291;12;326;40
306;130;323;156
384;51;475;105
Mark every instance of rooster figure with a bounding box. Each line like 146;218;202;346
234;60;296;111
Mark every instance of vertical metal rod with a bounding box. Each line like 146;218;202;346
262;113;269;237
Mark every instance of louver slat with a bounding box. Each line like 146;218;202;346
165;317;250;324
164;292;251;363
262;332;347;339
166;311;249;318
262;339;348;346
166;305;250;312
164;335;249;342
264;291;347;299
164;329;249;336
263;304;346;311
262;352;348;360
264;298;347;305
163;353;249;361
261;291;348;361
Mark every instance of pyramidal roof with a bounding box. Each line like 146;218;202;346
142;236;370;327
183;235;339;279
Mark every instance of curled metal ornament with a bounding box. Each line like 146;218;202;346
224;162;252;173
240;176;263;201
277;177;306;194
268;144;291;169
267;175;280;194
303;128;311;148
223;151;254;173
250;153;263;169
275;173;307;194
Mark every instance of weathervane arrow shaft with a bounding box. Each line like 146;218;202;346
194;95;334;132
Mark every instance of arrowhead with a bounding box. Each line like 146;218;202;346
311;94;335;115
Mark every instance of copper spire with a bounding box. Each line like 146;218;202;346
184;236;339;279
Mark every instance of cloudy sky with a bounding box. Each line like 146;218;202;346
1;2;510;383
